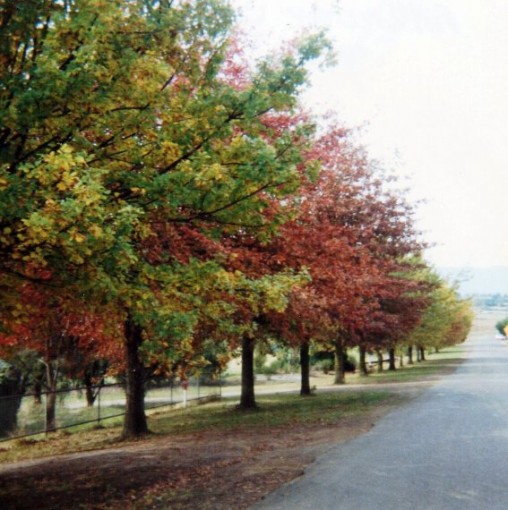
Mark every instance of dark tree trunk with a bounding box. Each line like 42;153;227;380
0;372;23;437
45;361;59;433
33;381;42;405
84;373;95;407
300;341;312;396
419;346;426;361
388;348;396;371
376;349;384;373
407;346;414;364
45;390;57;433
359;345;369;376
122;315;148;438
239;335;257;409
334;341;345;385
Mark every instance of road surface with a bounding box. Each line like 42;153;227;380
253;328;508;509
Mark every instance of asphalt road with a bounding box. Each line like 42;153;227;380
253;330;508;509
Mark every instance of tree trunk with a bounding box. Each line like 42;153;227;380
419;346;426;361
376;349;384;373
407;346;414;364
84;373;95;407
0;372;23;437
334;341;345;384
359;345;369;376
45;363;57;433
122;315;148;438
300;341;312;396
239;335;257;409
33;381;42;405
388;348;396;371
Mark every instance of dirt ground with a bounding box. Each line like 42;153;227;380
0;390;417;510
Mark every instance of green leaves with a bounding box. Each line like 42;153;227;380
0;1;334;397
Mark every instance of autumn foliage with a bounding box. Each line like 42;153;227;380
0;0;472;435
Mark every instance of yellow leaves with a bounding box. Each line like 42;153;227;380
26;145;87;192
0;226;14;246
0;176;8;190
56;170;79;191
43;199;60;213
195;163;227;188
88;224;103;238
69;253;85;265
70;230;87;243
21;247;48;267
161;141;181;159
21;213;54;244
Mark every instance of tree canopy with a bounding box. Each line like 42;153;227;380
0;0;473;437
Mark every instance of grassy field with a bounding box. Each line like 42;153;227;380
0;343;468;466
1;381;221;442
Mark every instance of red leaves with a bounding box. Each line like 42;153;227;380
0;280;124;376
255;123;425;348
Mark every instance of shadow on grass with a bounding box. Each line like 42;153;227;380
149;390;396;436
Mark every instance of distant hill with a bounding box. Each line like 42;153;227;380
438;266;508;296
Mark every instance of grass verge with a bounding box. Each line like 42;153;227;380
0;344;467;466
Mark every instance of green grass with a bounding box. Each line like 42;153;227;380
3;383;220;441
149;390;396;435
0;390;396;465
0;344;466;465
349;344;468;385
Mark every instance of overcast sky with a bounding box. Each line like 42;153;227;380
232;0;508;269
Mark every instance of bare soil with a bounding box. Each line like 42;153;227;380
0;390;418;510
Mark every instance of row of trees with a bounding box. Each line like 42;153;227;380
0;0;473;438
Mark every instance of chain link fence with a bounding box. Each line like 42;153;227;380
0;378;221;441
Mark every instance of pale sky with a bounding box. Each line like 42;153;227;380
232;0;508;269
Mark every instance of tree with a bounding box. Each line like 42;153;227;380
1;0;330;436
496;317;508;338
283;125;424;385
407;273;473;355
0;281;121;432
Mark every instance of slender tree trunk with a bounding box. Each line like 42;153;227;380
376;349;384;373
334;341;345;385
46;391;57;433
239;335;257;409
407;346;414;364
300;341;312;396
84;373;95;407
359;345;369;376
122;314;148;438
399;353;404;368
33;381;42;405
388;348;396;371
419;346;426;361
45;363;57;433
